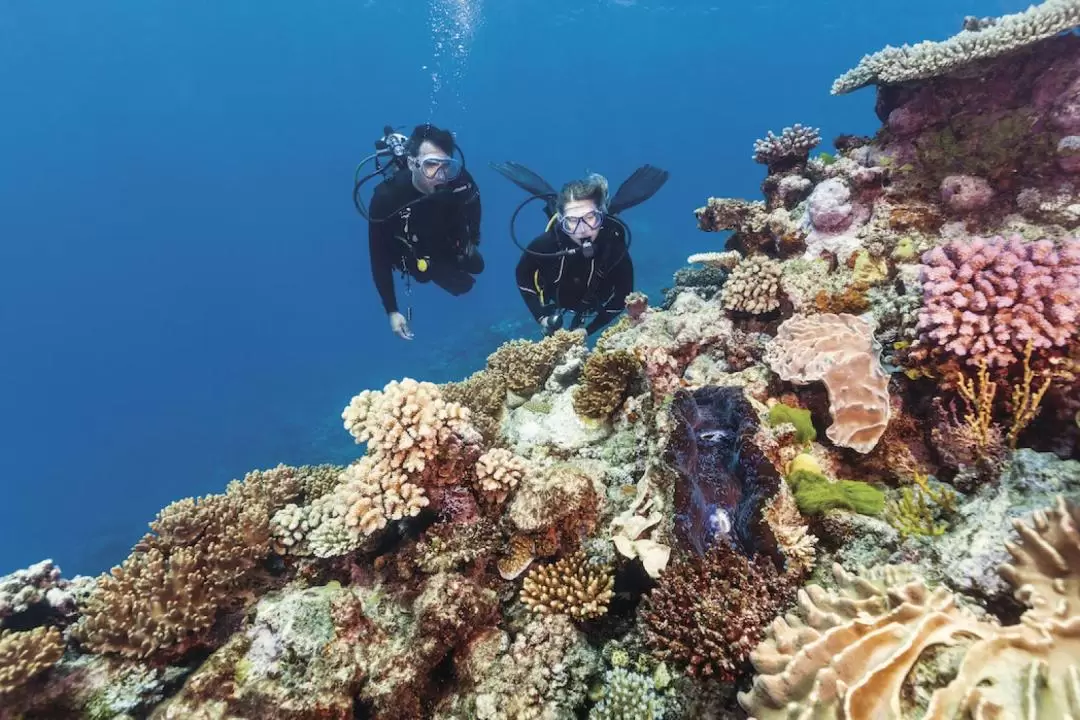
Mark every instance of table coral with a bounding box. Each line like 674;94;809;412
831;0;1080;94
912;234;1080;369
764;313;892;453
641;540;798;681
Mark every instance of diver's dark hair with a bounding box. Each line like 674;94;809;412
407;124;456;157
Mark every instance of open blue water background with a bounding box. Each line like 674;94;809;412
0;0;1029;575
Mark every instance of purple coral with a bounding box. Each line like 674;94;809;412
666;386;780;561
752;124;821;171
914;235;1080;368
940;174;994;213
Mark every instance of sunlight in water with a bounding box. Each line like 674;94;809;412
425;0;483;115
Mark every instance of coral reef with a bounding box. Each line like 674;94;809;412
13;7;1080;718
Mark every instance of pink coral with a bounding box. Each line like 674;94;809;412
914;235;1080;368
807;178;855;233
940;174;994;213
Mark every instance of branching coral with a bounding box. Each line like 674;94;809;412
472;447;527;504
75;465;301;662
752;124;822;171
520;551;614;621
642;541;798;681
761;484;817;577
764;313;892;453
831;0;1080;94
588;668;665;720
0;626;64;702
885;473;957;539
572;349;641;421
0;560;80;627
720;255;784;314
338;378;484;537
739;496;1080;719
912;235;1080;369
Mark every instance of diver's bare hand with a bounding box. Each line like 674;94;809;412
389;312;413;340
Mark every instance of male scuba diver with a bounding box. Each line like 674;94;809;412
493;161;668;337
354;124;483;340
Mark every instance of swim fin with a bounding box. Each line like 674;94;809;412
490;161;558;198
608;164;669;215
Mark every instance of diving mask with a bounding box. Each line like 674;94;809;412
559;209;603;235
415;154;462;181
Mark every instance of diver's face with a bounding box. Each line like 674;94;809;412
409;140;456;194
559;199;603;243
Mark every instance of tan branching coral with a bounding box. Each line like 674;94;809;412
762;484;817;576
764;313;891;453
337;378;484;538
486;330;585;397
75;465;301;662
473;448;527;504
0;626;63;701
740;497;1080;720
687;250;742;271
721;255;784;314
520;551;614;621
572;349;640;421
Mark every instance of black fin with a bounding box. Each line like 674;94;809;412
491;161;559;218
608;164;669;215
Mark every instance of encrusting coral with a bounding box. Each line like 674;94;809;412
520;551;615;621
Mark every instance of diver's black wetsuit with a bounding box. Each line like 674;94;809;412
367;167;483;315
515;221;633;336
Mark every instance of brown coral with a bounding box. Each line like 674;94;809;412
520;551;614;621
642;541;798;681
486;330;585;397
0;626;63;702
572;349;640;421
75;465;301;662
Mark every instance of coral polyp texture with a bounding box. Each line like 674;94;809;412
12;6;1080;718
911;234;1080;368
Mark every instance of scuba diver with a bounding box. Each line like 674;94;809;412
492;161;669;337
354;123;483;340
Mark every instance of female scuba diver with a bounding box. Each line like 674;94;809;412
493;162;668;337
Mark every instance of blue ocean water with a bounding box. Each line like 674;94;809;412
0;0;1030;576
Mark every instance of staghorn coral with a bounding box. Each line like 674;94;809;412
740;497;1080;719
720;255;783;314
911;235;1080;369
520;551;614;621
642;540;798;681
831;0;1080;94
572;349;641;421
764;313;892;453
472;447;528;504
486;330;586;397
75;465;302;662
0;626;64;703
752;124;822;171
